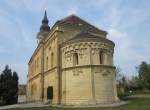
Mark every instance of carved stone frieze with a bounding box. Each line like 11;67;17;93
62;41;114;56
72;68;83;76
94;67;113;77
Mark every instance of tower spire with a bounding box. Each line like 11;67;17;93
40;10;50;31
42;10;48;24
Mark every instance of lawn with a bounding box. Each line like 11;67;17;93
7;97;150;110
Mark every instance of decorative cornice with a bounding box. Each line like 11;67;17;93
61;36;115;48
28;67;58;81
61;65;116;71
61;41;114;55
28;72;41;81
44;67;57;76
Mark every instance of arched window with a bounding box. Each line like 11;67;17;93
46;57;48;70
99;51;104;64
51;52;54;68
73;53;78;66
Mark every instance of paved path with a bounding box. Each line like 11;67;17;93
0;102;49;110
0;101;129;109
4;94;150;110
55;101;129;108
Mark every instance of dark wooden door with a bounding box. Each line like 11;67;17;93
47;86;53;99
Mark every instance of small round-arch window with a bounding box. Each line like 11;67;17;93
99;51;104;64
73;53;78;66
51;52;54;68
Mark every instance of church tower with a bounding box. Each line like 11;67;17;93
37;11;50;43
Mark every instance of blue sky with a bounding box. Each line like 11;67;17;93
0;0;150;84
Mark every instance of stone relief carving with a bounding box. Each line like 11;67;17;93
102;70;111;76
95;68;112;77
73;68;83;76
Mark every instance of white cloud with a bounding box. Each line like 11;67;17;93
108;28;150;77
0;63;27;84
108;29;127;39
108;28;132;60
92;0;150;77
67;8;77;15
107;29;134;76
10;63;28;84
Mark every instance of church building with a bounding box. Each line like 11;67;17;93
27;11;119;105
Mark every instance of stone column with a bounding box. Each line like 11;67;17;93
89;46;95;104
40;41;45;101
113;70;119;101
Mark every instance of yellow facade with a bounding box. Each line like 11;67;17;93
27;13;119;106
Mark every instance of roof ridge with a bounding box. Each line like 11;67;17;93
59;14;107;34
60;14;79;21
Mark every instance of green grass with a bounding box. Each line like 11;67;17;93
131;90;150;95
7;97;150;110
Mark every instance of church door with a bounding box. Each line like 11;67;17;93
47;86;53;100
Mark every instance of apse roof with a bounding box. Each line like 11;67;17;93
56;14;107;35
